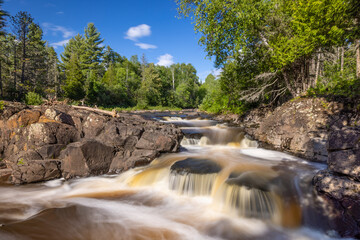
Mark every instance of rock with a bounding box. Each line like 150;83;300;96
6;109;41;129
82;113;106;138
61;140;115;179
313;170;360;238
27;122;80;147
109;149;159;173
44;108;59;120
328;149;360;180
11;160;61;185
136;132;176;152
0;102;183;184
55;112;75;126
170;158;222;175
0;169;12;184
328;128;360;151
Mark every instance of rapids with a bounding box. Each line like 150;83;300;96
0;114;347;240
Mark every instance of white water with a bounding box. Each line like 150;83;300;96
0;116;347;240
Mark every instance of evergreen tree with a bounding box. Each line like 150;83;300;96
63;54;85;100
10;11;33;97
83;23;104;72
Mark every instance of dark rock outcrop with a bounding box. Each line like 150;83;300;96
0;102;183;184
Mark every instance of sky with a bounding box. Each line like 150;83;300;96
2;0;220;82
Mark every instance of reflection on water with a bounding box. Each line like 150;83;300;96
0;115;341;240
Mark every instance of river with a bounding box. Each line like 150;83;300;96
0;114;347;239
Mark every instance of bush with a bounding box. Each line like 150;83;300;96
0;100;4;111
25;92;43;105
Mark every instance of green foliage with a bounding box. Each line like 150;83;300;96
17;158;25;166
25;91;43;105
0;100;4;110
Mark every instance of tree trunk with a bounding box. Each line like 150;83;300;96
315;53;321;86
340;46;344;73
282;71;296;97
356;40;360;79
171;67;175;91
0;60;3;99
21;35;26;84
13;43;17;97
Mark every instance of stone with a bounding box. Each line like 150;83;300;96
11;160;61;184
6;109;41;129
136;132;176;152
82;113;107;138
61;140;115;179
328;128;360;151
109;149;159;173
170;158;222;175
328;149;360;180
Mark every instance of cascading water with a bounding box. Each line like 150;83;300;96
0;113;342;240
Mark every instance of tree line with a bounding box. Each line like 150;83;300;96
0;2;206;108
178;0;360;114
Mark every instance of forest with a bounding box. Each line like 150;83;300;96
178;0;360;113
0;2;206;110
0;0;359;114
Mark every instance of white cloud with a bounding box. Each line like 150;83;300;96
56;11;64;15
156;54;174;67
135;43;157;50
42;23;75;38
125;24;151;41
50;39;70;49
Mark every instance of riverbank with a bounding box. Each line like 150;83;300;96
214;96;360;238
0;101;183;184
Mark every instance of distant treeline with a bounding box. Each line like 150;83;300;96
0;3;210;108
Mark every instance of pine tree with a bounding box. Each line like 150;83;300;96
83;23;104;72
0;0;8;98
10;11;33;97
27;23;47;94
63;54;85;100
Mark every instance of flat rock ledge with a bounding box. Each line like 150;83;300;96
0;102;183;184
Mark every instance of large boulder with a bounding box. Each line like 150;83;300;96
61;140;115;179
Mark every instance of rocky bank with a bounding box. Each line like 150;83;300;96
216;97;360;238
0;102;183;184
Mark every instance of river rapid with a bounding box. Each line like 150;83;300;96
0;114;348;240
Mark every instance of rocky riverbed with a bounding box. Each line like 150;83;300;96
0;102;183;184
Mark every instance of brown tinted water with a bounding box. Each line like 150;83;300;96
0;116;342;240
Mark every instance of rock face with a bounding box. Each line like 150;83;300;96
240;98;349;163
313;127;360;238
0;102;183;184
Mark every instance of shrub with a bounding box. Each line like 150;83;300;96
25;92;43;105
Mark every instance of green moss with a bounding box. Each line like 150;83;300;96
17;158;26;166
0;100;4;111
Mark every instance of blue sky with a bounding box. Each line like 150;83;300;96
3;0;220;81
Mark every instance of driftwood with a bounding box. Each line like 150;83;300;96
72;105;117;117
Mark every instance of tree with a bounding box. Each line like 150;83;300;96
0;0;8;98
177;0;359;99
137;63;161;107
27;23;47;93
0;0;8;36
10;11;33;96
83;23;104;73
62;54;85;100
